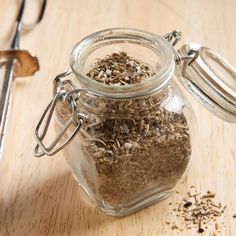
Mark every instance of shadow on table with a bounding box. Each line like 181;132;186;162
0;171;114;236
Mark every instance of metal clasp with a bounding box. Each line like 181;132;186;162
181;49;199;66
34;70;87;157
163;30;182;47
163;30;199;65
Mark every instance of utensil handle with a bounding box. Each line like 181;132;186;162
0;60;14;157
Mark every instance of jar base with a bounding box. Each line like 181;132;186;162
74;180;173;217
71;168;174;216
69;164;183;217
97;189;172;216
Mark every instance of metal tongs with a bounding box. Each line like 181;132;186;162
0;0;47;157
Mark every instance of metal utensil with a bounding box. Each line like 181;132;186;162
0;0;47;158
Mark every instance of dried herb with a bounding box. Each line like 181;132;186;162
183;200;193;208
56;52;191;206
86;52;155;85
197;227;204;233
169;187;226;235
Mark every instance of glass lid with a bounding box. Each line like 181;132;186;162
177;43;236;122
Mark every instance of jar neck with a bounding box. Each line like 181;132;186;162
70;28;175;99
78;83;172;118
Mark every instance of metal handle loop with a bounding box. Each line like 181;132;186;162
163;30;199;65
34;70;87;157
185;49;199;66
163;30;182;47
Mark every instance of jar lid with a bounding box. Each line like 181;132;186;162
177;43;236;122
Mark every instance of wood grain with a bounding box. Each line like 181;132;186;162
0;0;236;235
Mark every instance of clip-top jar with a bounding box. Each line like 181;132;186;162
34;28;236;216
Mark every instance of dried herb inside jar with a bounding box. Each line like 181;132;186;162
86;51;155;85
56;52;191;205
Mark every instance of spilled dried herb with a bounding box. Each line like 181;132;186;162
168;187;226;235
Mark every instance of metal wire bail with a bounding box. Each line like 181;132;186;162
163;30;199;65
34;70;87;157
163;30;182;47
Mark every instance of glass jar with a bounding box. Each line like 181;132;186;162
34;28;236;216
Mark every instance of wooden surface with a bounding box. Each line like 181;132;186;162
1;0;236;235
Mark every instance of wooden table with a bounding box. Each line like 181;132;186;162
1;0;236;235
